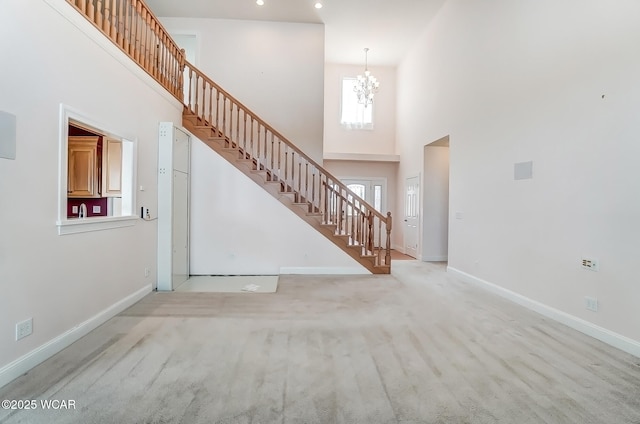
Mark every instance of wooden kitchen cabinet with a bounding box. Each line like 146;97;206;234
68;136;100;198
101;138;122;197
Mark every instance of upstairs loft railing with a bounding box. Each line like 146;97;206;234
66;0;185;101
66;0;393;269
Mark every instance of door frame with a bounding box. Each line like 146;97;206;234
404;174;420;258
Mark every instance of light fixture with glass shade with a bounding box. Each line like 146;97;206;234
353;48;379;107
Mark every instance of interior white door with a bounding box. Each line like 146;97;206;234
172;170;189;288
171;128;190;289
404;176;420;258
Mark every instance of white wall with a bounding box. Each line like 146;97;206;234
397;0;640;350
0;0;182;384
189;141;367;275
323;63;396;156
160;17;325;164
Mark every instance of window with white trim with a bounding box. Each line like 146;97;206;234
340;77;373;130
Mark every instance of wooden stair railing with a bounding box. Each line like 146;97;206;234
65;0;393;273
182;63;392;272
66;0;185;102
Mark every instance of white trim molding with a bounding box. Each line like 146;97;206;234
323;152;400;162
0;285;152;389
447;267;640;359
280;267;370;275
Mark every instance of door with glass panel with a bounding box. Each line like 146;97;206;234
339;178;386;248
341;179;386;214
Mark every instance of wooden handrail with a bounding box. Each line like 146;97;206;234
65;0;393;268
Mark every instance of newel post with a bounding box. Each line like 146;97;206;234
385;212;392;266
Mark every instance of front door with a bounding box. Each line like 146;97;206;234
404;176;420;258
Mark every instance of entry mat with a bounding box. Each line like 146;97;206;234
175;275;279;293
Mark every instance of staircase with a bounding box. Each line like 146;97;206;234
65;0;392;274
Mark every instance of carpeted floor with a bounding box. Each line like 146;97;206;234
175;275;279;293
0;261;639;423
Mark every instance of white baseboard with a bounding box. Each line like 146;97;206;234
422;255;448;262
447;267;640;359
279;267;370;275
0;284;152;389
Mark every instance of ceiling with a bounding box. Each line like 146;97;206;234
143;0;446;66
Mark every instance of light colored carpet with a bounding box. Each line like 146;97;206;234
175;275;279;293
1;261;639;424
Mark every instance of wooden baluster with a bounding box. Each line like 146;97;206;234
116;0;124;46
193;73;199;117
377;218;382;265
263;127;268;166
338;188;343;232
95;0;103;27
216;90;220;132
298;162;302;196
135;1;142;61
349;200;356;244
77;0;86;14
367;211;374;252
88;0;95;22
207;86;212;125
222;96;228;138
270;134;275;171
250;118;255;159
323;181;328;223
231;106;240;147
277;140;281;180
242;114;247;156
178;49;183;96
146;13;153;73
305;163;309;204
284;149;288;185
124;0;132;54
385;212;392;266
186;67;193;112
255;125;261;169
312;170;316;210
139;4;145;64
103;0;110;34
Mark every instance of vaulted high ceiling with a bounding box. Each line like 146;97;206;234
143;0;445;66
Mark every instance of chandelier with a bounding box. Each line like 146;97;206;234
353;48;380;107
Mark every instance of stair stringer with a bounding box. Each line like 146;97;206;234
187;130;378;275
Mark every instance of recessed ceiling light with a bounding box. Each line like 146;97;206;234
314;2;323;9
256;0;264;5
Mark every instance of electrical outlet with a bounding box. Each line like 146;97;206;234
144;267;150;277
585;297;598;312
16;318;33;341
581;257;599;271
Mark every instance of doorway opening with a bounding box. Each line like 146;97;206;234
422;136;450;262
